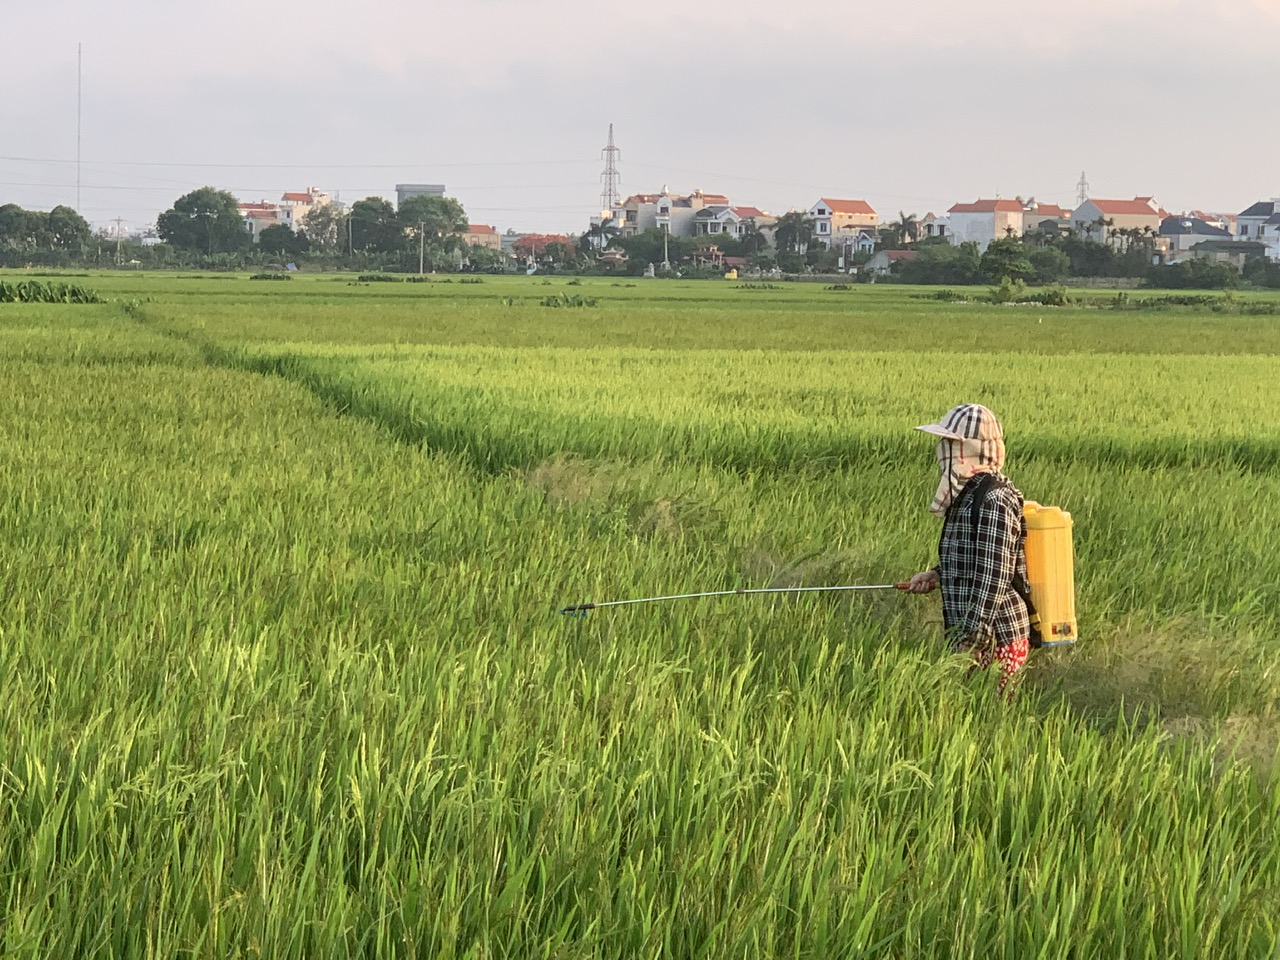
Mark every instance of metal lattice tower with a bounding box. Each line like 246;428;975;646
1076;171;1090;207
599;124;621;211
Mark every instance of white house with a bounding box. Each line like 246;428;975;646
1233;198;1274;244
945;199;1024;251
920;212;949;239
617;189;729;238
692;205;775;240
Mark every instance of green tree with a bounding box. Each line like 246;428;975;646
879;211;919;250
740;218;769;255
398;195;467;252
773;211;813;255
979;236;1035;282
614;228;694;272
157;187;249;255
1027;246;1070;284
349;197;401;254
258;224;310;258
46;205;91;249
463;245;509;273
0;204;46;248
1145;259;1239;290
1059;236;1117;277
897;241;983;284
298;203;343;252
583;218;620;256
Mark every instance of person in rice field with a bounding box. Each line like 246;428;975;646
905;403;1031;696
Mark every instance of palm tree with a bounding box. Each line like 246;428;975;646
773;211;814;254
583;218;619;256
740;217;769;256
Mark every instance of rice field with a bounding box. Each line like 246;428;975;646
1;272;1278;957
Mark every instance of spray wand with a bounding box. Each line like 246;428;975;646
560;582;910;616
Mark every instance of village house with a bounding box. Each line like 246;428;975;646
1022;200;1071;237
1190;240;1269;269
1236;199;1280;260
945;199;1024;252
237;201;281;242
1071;197;1163;244
278;188;333;232
615;189;728;238
808;198;878;247
692;205;775;240
1160;216;1232;260
460;224;502;251
237;188;338;242
866;249;916;277
919;212;948;240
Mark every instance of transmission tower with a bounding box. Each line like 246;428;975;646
599;124;621;212
1076;171;1090;207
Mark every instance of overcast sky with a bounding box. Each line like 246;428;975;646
4;0;1278;233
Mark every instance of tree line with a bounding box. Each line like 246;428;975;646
0;204;93;252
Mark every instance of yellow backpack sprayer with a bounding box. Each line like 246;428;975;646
1022;501;1077;647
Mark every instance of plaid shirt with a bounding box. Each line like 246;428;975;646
936;473;1030;649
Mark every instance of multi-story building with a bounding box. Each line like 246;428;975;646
1236;200;1280;260
396;184;446;207
1070;197;1163;244
946;199;1025;251
615;189;729;238
808;198;878;247
278;188;334;232
691;205;775;240
238;188;339;242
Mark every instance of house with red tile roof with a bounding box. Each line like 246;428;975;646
945;198;1025;251
278;187;334;232
236;200;282;242
460;223;502;251
808;198;878;247
1071;197;1162;243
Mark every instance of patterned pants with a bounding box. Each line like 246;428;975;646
960;637;1030;696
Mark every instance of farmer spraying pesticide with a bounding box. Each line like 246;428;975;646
559;400;1076;668
905;404;1033;696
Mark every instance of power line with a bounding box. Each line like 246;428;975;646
0;154;591;170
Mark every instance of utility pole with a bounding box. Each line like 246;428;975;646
418;221;426;275
111;217;125;265
1076;171;1090;208
599;123;621;212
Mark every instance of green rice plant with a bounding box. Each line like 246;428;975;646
0;282;1277;955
